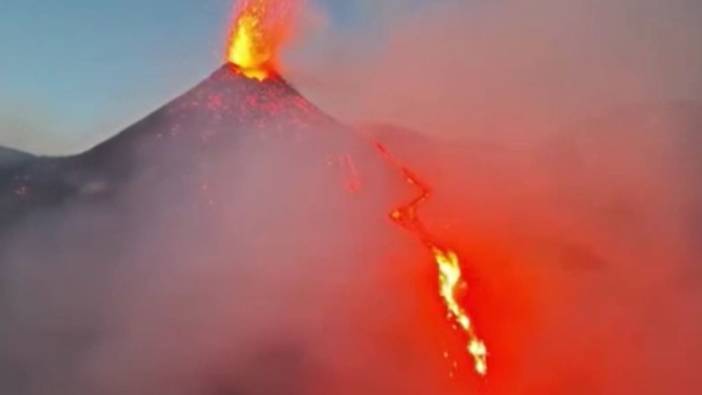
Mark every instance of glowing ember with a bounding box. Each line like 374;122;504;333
377;142;488;377
226;0;294;81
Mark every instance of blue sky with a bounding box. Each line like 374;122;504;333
0;0;405;153
5;0;697;154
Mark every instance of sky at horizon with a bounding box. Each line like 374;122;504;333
2;0;699;155
0;0;410;154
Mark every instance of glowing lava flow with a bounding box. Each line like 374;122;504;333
226;0;293;81
376;142;488;377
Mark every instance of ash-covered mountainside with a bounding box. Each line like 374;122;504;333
0;64;352;231
0;65;406;395
87;63;340;163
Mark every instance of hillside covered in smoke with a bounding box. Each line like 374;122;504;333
2;0;702;394
0;65;447;394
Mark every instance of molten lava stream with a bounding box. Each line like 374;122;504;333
376;142;489;377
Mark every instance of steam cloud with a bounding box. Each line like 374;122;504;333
2;0;702;394
286;0;702;393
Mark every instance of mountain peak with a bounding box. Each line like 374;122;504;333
0;65;349;229
79;64;337;167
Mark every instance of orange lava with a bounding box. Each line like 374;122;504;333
376;142;489;377
226;0;295;81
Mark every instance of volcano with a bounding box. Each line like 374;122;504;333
0;63;410;393
0;64;363;232
0;57;496;393
0;0;492;385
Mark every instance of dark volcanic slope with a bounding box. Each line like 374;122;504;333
0;64;345;230
0;65;406;394
85;63;337;166
0;146;34;168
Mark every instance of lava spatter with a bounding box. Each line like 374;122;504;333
226;0;295;81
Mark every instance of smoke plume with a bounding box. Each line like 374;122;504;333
282;0;702;393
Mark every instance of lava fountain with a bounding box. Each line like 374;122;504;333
226;0;295;81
